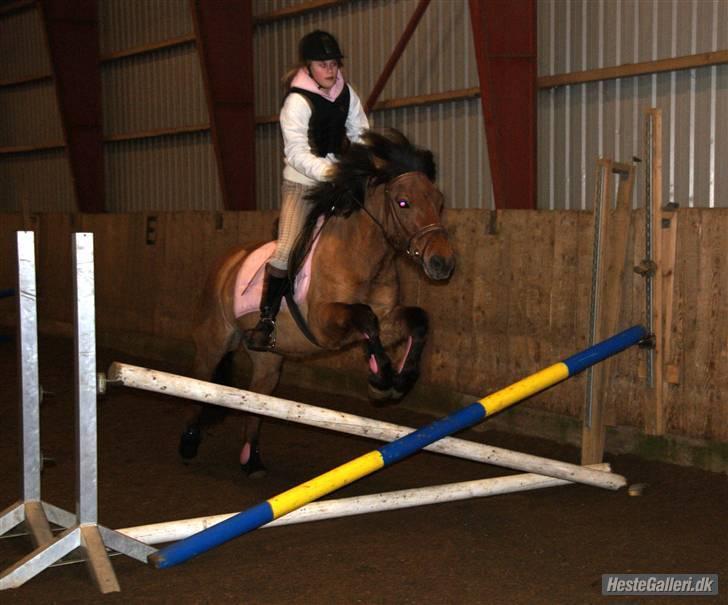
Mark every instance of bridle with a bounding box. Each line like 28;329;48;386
359;171;448;263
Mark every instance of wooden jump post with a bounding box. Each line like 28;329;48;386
147;325;648;569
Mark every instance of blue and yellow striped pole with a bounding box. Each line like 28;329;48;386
149;325;646;569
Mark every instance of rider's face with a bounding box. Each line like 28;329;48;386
309;60;339;91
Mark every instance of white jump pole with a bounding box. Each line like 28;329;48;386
106;364;626;491
118;463;610;545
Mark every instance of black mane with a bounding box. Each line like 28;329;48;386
288;129;436;276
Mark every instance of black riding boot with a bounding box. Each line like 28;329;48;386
244;264;288;351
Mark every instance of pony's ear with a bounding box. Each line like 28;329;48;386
370;153;387;171
419;149;437;182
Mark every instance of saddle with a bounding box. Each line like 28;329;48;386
233;221;325;346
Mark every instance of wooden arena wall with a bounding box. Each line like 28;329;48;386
1;209;727;445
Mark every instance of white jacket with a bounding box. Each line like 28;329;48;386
280;74;369;187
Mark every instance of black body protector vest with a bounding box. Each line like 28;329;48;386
288;85;350;157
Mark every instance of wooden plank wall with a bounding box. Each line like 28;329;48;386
1;209;727;444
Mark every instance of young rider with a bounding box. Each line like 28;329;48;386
244;30;370;351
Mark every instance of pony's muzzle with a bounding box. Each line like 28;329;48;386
425;253;455;281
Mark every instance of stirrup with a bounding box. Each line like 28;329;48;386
244;318;276;351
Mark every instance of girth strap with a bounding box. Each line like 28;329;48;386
284;290;322;348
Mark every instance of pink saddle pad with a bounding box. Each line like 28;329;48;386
233;221;323;319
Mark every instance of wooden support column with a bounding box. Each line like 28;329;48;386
469;0;536;209
581;160;635;464
644;108;675;435
191;0;255;211
39;0;104;213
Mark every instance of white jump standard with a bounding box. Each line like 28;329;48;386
0;233;155;594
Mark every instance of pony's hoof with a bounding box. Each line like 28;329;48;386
241;463;267;479
368;383;394;401
389;389;406;401
178;426;201;459
392;370;418;400
241;445;266;478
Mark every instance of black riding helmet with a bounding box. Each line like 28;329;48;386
299;30;344;62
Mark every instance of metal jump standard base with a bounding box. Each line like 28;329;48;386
0;232;155;594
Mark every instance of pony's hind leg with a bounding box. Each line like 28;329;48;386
179;327;239;460
239;350;283;478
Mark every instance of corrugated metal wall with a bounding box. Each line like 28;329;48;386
0;4;74;212
0;6;51;79
99;0;193;54
99;0;223;211
253;0;492;210
538;0;728;210
0;150;75;212
3;1;727;213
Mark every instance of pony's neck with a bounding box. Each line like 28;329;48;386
330;185;394;278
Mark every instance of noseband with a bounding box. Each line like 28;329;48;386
383;172;448;261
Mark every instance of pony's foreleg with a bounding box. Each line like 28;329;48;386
240;351;283;478
313;302;394;400
379;306;429;399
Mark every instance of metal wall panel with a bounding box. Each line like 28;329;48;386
538;0;728;209
97;2;217;212
252;0;302;14
99;0;194;54
102;45;208;135
253;0;490;210
0;150;75;212
255;0;479;115
0;82;64;146
255;123;283;211
0;6;70;213
0;6;50;81
375;100;492;209
105;132;222;212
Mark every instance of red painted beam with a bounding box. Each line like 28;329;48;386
365;0;431;114
192;0;255;211
40;0;104;213
469;0;536;210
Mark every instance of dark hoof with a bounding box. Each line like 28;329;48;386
368;383;394;401
389;389;406;401
241;446;267;479
179;426;201;459
392;370;418;399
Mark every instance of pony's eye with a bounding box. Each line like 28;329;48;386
397;199;410;209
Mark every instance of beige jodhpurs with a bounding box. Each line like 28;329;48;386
268;180;314;271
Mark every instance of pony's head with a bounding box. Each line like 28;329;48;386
299;129;455;281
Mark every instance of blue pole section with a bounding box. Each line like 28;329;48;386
562;325;646;375
149;325;647;569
